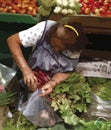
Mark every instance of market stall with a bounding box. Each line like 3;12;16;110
0;0;111;130
0;0;111;67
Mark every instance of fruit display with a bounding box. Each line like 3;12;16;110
53;0;80;16
0;0;111;17
0;0;38;16
79;0;111;17
52;0;111;17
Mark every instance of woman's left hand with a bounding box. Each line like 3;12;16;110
40;81;55;96
40;72;71;96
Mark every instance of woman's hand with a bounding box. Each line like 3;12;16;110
7;33;38;92
23;70;37;92
40;72;71;96
40;80;56;96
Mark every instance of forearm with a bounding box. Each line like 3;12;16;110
7;34;32;74
7;33;37;91
11;48;31;74
49;72;71;88
40;72;71;96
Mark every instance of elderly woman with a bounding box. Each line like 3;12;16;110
7;16;88;127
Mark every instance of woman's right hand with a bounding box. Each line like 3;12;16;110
23;70;37;92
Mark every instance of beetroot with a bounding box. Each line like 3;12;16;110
33;69;50;89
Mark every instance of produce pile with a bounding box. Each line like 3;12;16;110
38;0;111;17
0;0;111;17
3;72;111;130
3;111;37;130
50;72;111;127
0;86;16;106
0;70;16;106
53;0;80;16
79;0;111;17
0;0;38;16
50;72;91;126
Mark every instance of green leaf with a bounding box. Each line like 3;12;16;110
50;72;91;126
74;1;81;14
37;128;48;130
51;123;66;130
62;111;80;126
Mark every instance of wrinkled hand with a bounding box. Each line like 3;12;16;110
23;71;37;92
40;82;54;96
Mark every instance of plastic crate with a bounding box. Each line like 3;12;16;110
0;13;40;24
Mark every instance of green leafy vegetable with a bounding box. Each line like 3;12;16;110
50;72;91;126
0;91;16;106
3;111;37;130
50;72;111;127
88;78;111;101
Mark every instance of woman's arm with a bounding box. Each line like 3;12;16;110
40;72;71;96
7;33;37;91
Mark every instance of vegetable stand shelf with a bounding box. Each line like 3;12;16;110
49;14;111;35
0;13;40;24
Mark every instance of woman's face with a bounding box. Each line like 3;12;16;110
51;26;76;52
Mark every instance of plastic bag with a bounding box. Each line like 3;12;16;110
0;63;16;87
0;63;16;129
17;68;62;127
84;93;111;121
18;88;62;127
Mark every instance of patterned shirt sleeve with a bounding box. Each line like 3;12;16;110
19;21;46;47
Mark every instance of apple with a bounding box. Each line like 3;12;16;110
84;7;90;15
79;0;111;17
106;10;111;16
94;1;100;8
94;8;100;16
